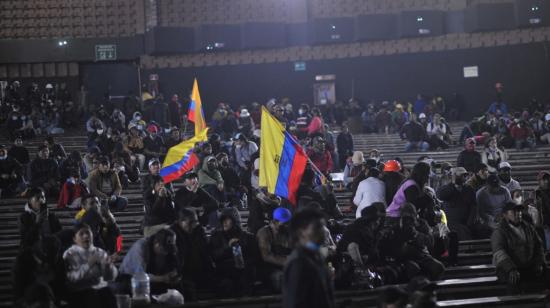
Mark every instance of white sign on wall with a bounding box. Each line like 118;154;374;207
463;66;479;78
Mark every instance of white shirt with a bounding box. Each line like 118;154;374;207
353;177;386;218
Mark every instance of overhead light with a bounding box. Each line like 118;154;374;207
416;16;424;22
58;40;67;46
330;24;336;30
531;5;539;11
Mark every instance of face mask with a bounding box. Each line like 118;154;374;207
137;125;143;131
298;109;304;115
106;134;112;139
136;116;142;121
0;155;6;160
21;116;26;120
514;197;523;205
164;128;171;134
97;129;104;135
12;116;18;121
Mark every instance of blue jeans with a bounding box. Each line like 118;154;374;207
405;141;429;152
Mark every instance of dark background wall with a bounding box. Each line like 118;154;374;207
144;42;550;119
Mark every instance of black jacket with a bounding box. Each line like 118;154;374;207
170;224;214;282
336;132;353;155
437;183;476;226
30;157;59;187
7;146;29;165
18;204;62;246
174;187;219;225
144;192;176;227
457;150;482;173
400;122;427;142
282;247;335;308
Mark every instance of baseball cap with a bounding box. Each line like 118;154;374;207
498;162;512;170
419;113;427;119
273;207;292;224
452;167;468;176
182;172;198;180
502;202;523;213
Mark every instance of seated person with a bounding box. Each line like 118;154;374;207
19;187;62;247
476;174;512;235
57;168;89;209
174;172;219;227
0;144;25;198
437;167;476;241
296;168;342;219
343;151;364;187
143;125;166;163
13;235;65;308
256;207;293;292
7;137;30;166
88;157;128;211
60;150;88;182
63;223;118;308
492;202;550;294
380;203;445;281
169;208;214;301
209;208;258;298
144;175;176;237
457;138;482;173
399;115;429;152
217;152;244;208
76;195;121;255
198;155;225;203
29;145;60;197
44;135;67;163
141;158;173;199
498;162;521;193
353;167;386;219
124;126;146;170
119;228;182;296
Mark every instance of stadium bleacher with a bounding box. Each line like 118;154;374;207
0;121;548;307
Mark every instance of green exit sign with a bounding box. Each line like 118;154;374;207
95;44;117;61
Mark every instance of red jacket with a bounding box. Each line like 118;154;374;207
57;179;89;208
510;124;532;140
307;149;333;174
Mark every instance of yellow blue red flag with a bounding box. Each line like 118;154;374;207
187;78;206;136
160;128;208;183
259;107;307;205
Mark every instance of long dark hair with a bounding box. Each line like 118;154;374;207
410;162;431;187
143;228;179;275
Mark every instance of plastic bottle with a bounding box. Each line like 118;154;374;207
232;244;245;269
131;271;151;304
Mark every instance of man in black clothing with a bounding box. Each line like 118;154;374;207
8;137;30;166
283;208;335;308
30;145;60;197
400;115;429;152
170;207;215;301
141;158;173;199
0;144;25;198
143;125;165;163
44;136;67;163
492;202;550;294
437;167;476;240
457;138;482;173
336;123;354;170
174;172;219;227
19;188;62;247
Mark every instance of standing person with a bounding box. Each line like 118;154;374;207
306;135;333;175
168;94;182;128
63;223;118;308
457;138;482;173
336;123;354;170
382;160;405;205
492;202;550;294
307;108;325;136
282;208;334;308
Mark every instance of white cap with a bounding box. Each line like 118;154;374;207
498;161;512;170
545;113;550;121
240;109;250;117
45;83;53;89
419;113;426;119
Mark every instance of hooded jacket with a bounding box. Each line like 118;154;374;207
198;156;224;187
492;219;545;274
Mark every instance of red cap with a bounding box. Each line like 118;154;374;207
384;160;401;172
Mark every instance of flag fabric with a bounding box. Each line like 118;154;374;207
259;106;307;205
160;128;208;184
187;78;207;136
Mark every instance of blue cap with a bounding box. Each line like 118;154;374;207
273;207;292;224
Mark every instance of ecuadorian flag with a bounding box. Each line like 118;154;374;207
259;107;307;205
187;78;207;136
160;128;208;184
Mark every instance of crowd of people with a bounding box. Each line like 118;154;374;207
2;80;550;308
